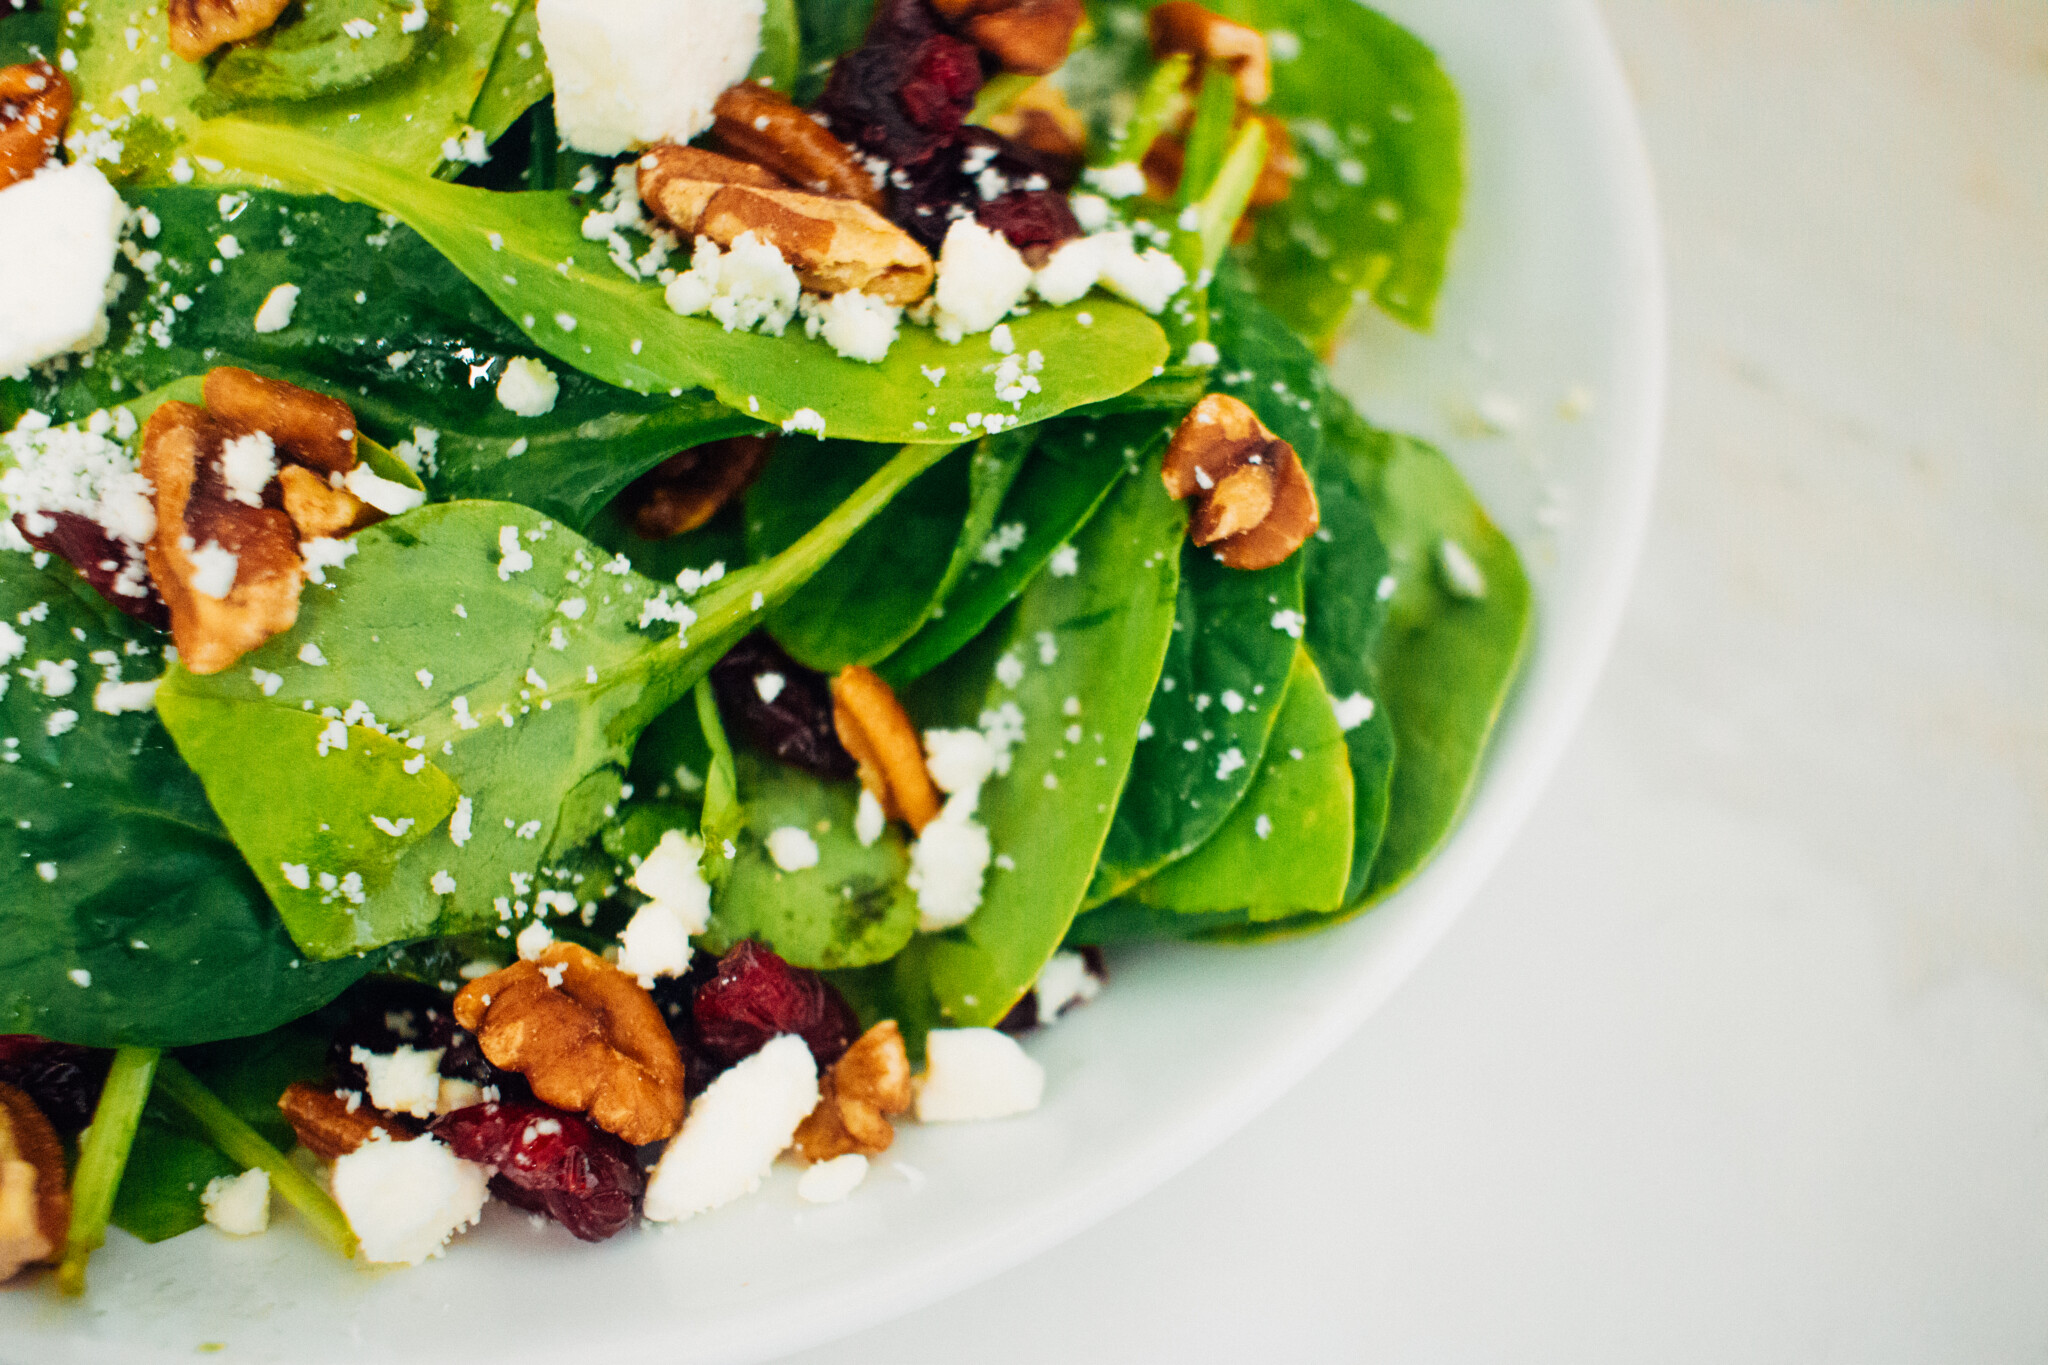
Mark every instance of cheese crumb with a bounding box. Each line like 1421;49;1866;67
351;1044;447;1119
201;1168;270;1236
537;0;764;155
765;826;820;872
186;539;239;599
93;678;157;714
932;218;1032;341
797;1153;868;1204
1331;691;1376;731
1436;537;1487;599
218;432;277;507
343;462;426;516
616;829;713;983
642;1034;818;1221
253;283;300;333
665;231;799;335
0;162;124;373
496;356;560;417
330;1135;489;1264
853;788;886;847
799;289;902;363
914;1028;1044;1122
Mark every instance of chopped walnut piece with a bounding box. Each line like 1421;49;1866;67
985;79;1088;170
931;0;1083;75
832;665;942;833
1246;112;1299;208
793;1021;914;1162
699;186;936;305
277;1081;421;1161
1148;1;1270;104
167;0;292;61
0;1082;67;1283
203;367;360;475
277;465;374;541
637;143;790;239
0;62;72;190
454;944;687;1147
141;401;304;676
712;83;883;208
1161;394;1319;570
621;435;775;540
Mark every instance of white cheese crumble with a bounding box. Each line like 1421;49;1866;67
253;283;301;333
914;1028;1044;1122
516;919;554;960
93;677;157;714
1082;161;1147;199
765;826;820;872
538;0;763;155
1184;340;1220;366
301;536;358;585
1032;950;1101;1024
351;1044;447;1119
1;413;155;602
1331;691;1376;731
496;356;560;416
186;539;239;599
0;162;123;374
799;289;902;363
853;787;886;847
781;407;826;437
665;232;800;335
617;829;713;983
200;1168;270;1236
797;1153;868;1204
218;431;277;507
642;1034;818;1222
330;1135;490;1264
496;523;534;579
1436;537;1488;599
931;218;1032;341
1031;230;1186;314
344;461;426;515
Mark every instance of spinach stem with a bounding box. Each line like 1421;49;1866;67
1196;118;1270;272
527;101;556;191
1109;54;1192;169
152;1058;358;1262
693;676;743;878
57;1046;159;1296
1176;64;1241;206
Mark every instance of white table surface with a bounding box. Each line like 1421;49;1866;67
789;3;2048;1359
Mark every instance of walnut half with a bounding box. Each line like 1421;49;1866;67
0;62;73;190
1161;394;1320;570
1148;1;1270;105
168;0;293;61
930;0;1085;76
454;944;687;1147
0;1082;69;1283
793;1021;914;1162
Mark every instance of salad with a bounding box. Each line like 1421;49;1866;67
0;0;1528;1288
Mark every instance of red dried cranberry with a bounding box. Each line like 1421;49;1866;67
886;126;1081;255
976;189;1084;262
650;958;724;1099
692;941;859;1070
328;977;525;1099
15;510;169;630
432;1101;643;1242
710;633;856;781
0;1040;110;1138
817;0;984;169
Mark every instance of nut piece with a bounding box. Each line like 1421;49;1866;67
637;143;790;239
931;0;1084;76
712;83;883;208
699;186;935;305
832;665;942;833
277;465;373;541
277;1081;421;1161
454;943;687;1147
985;79;1088;169
168;0;292;61
1148;1;1270;105
0;62;73;190
1161;394;1319;570
203;367;360;476
141;401;304;677
793;1021;914;1162
622;435;775;540
0;1082;68;1283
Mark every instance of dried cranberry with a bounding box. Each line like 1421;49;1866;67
650;957;724;1099
886;126;1080;255
710;632;856;781
817;0;984;170
0;1040;110;1138
15;510;169;630
432;1101;643;1242
693;941;859;1070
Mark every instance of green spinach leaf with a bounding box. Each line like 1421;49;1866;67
199;0;429;113
792;0;873;102
110;1119;237;1244
0;7;58;64
753;0;801;92
468;0;549;143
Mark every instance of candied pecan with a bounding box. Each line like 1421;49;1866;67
637;143;790;238
203;367;359;476
699;185;935;305
277;466;372;541
792;1021;914;1162
985;79;1087;170
1161;394;1319;570
278;1081;422;1161
710;633;857;782
931;0;1083;76
620;435;774;540
817;0;982;170
1148;1;1270;104
141;401;303;676
168;0;291;60
712;83;883;209
831;664;941;833
0;1082;67;1282
0;62;71;189
454;944;686;1147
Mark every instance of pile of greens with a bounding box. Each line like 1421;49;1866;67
0;0;1528;1266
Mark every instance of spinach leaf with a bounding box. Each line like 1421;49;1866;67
58;0;211;186
468;0;549;143
199;0;429;113
110;1119;237;1244
189;121;1171;445
0;7;58;63
157;442;954;959
753;0;801;92
885;460;1185;1029
0;188;752;529
881;411;1164;686
0;553;375;1047
792;0;873;102
1130;648;1353;917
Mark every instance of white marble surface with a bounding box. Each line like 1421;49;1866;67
791;2;2048;1359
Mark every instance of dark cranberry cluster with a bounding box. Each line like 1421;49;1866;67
709;632;855;782
326;977;523;1099
0;1036;109;1138
432;1102;643;1243
14;511;168;630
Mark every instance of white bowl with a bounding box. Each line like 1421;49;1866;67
0;0;1662;1359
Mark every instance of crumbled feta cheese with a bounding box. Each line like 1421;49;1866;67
1048;544;1079;577
218;431;277;507
449;796;473;847
515;919;554;960
538;0;764;155
914;1028;1044;1122
1032;949;1101;1023
351;1044;447;1119
436;1078;483;1115
0;162;123;373
753;671;786;703
1184;340;1220;366
496;356;560;417
431;869;458;895
201;1168;270;1236
440;125;491;167
330;1135;490;1264
253;283;300;333
1436;537;1488;599
923;727;996;795
301;536;359;585
642;1034;818;1222
616;829;713;983
1215;747;1246;780
799;289;902;363
666;232;800;335
343;462;426;516
765;826;820;872
1068;192;1111;232
781;407;826;437
187;539;239;599
496;523;534;579
1331;691;1376;731
92;677;156;714
853;788;886;847
1030;229;1185;314
1;413;156;602
29;658;76;697
1083;161;1147;199
797;1153;868;1204
908;801;991;930
931;218;1032;341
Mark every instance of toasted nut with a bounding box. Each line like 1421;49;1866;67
985;79;1088;168
793;1021;914;1162
1162;394;1318;569
277;1081;421;1161
203;367;359;476
622;435;775;540
0;1082;67;1283
0;62;72;190
931;0;1083;75
700;185;935;305
277;465;374;541
454;943;686;1147
168;0;292;61
637;143;790;238
1148;1;1269;104
712;83;882;208
1247;112;1298;208
832;665;942;833
141;402;303;676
